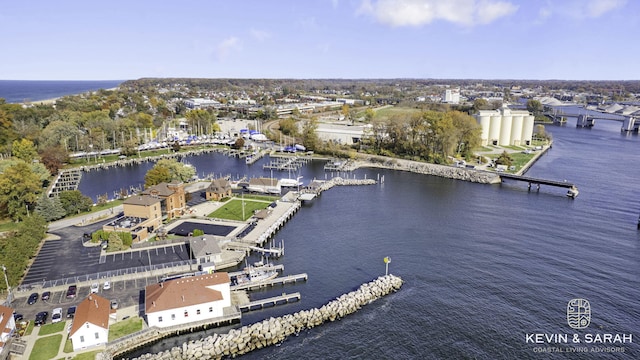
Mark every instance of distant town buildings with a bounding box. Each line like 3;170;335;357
443;88;460;104
474;107;535;146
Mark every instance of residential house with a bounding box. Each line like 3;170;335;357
69;294;113;351
145;273;231;328
189;236;223;273
0;305;16;353
205;178;232;201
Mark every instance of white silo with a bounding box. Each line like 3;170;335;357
510;115;524;146
476;112;492;146
489;115;502;145
521;115;535;145
499;115;512;145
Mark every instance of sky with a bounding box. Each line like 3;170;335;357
0;0;638;81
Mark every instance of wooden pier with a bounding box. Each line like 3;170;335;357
238;292;301;311
230;273;308;291
227;264;285;278
499;173;578;197
48;169;82;197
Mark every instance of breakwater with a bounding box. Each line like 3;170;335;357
123;274;403;360
353;157;500;184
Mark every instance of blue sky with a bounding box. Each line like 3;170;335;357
0;0;637;80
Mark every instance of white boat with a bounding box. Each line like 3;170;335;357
279;175;303;187
234;266;278;285
566;186;579;198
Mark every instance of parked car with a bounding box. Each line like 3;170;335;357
27;293;39;305
41;291;51;301
90;283;99;294
13;313;23;322
66;285;77;298
110;299;118;310
66;306;76;318
34;311;48;326
51;308;63;323
103;281;111;290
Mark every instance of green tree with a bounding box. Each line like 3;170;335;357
526;99;544;115
300;118;320;151
35;193;66;221
278;118;298;136
0;161;41;221
495;151;513;166
11;139;38;163
58;190;94;215
192;229;204;237
107;231;124;251
145;158;195;187
364;108;375;123
473;98;490;112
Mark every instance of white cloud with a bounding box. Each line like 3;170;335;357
214;36;241;61
537;0;627;20
357;0;518;27
250;29;271;42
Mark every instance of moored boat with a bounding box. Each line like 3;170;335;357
566;186;579;198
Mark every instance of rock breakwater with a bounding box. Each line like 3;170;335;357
126;274;403;360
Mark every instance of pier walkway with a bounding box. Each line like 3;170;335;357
238;292;301;311
230;273;308;291
499;173;575;189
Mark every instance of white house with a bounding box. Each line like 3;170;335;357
145;273;231;328
0;305;16;353
69;294;113;351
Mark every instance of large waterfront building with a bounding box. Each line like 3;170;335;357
474;107;535;146
145;273;231;328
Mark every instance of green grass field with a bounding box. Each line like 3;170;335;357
372;106;422;120
209;198;272;221
29;334;62;360
108;317;143;342
38;321;66;336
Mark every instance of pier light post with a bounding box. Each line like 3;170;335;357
383;256;391;276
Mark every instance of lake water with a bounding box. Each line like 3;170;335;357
0;80;123;103
80;119;639;359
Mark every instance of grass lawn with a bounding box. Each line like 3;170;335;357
209;198;272;221
25;321;35;336
38;321;66;336
72;350;101;360
29;334;62;360
108;317;143;342
63;339;73;353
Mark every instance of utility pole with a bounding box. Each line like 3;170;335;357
1;265;11;305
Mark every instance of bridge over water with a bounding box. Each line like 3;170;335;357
544;109;639;132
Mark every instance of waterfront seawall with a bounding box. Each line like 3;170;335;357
115;274;403;360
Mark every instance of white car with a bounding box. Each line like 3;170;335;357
103;281;111;290
90;283;99;293
51;308;63;323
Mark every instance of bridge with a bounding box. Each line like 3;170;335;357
544;110;639;132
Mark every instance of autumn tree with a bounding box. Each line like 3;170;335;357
0;161;41;221
300;118;320;151
144;158;196;188
11;139;38;163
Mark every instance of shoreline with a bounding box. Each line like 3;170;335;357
16;86;120;105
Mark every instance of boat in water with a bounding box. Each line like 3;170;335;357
566;186;579;198
233;263;279;285
279;175;303;188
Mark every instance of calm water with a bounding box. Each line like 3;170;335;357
81;119;639;359
0;80;123;103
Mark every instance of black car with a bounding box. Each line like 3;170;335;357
34;311;48;326
13;313;23;322
66;306;76;318
66;285;77;299
41;291;51;301
27;292;39;305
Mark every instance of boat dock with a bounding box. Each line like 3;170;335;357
230;273;308;291
238;292;301;311
262;156;310;171
245;151;265;165
48;169;82;197
227;264;285;278
225;241;285;257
